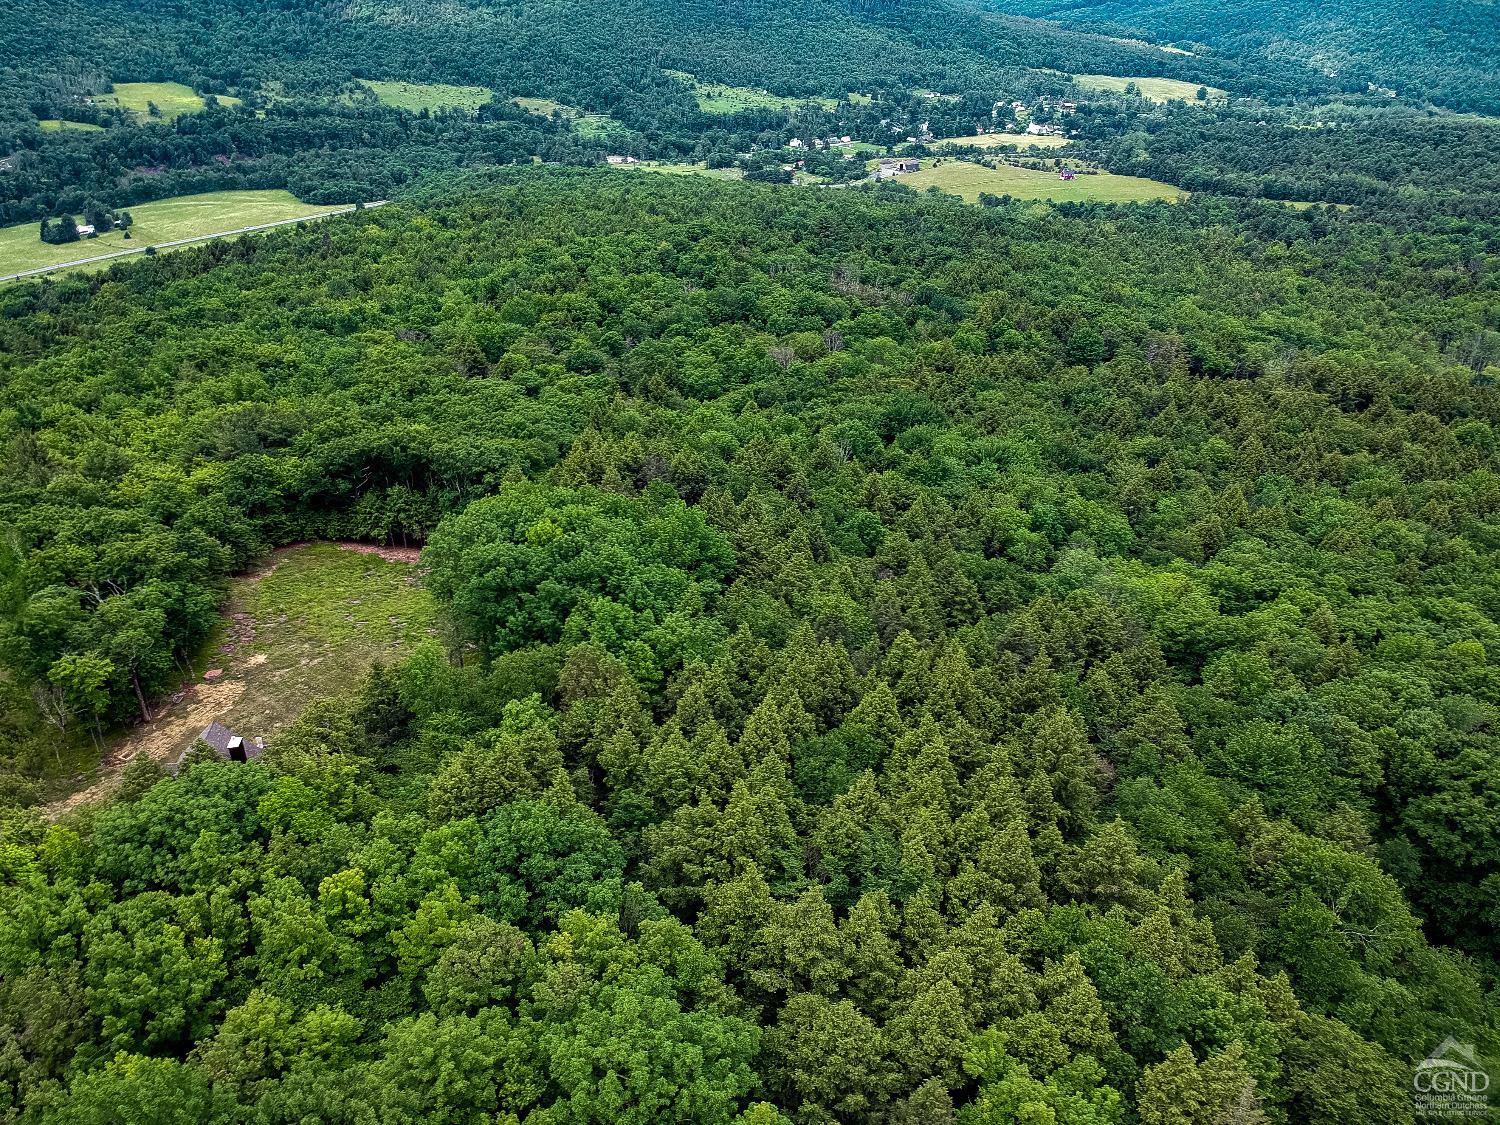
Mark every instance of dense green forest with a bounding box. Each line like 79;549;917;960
998;0;1500;114
1;170;1498;1120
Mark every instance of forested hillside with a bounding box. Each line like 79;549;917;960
0;172;1497;1121
0;0;1244;103
998;0;1500;114
0;0;1350;225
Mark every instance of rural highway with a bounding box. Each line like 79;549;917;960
0;199;390;284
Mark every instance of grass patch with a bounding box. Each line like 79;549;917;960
1104;36;1195;56
90;82;240;121
362;79;494;113
931;132;1073;151
1073;74;1225;103
0;189;350;278
201;543;438;746
49;543;438;814
574;114;628;140
616;161;745;181
511;96;627;139
37;118;104;132
891;159;1182;204
665;70;839;114
513;95;579;118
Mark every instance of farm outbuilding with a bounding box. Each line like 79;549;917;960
876;158;921;180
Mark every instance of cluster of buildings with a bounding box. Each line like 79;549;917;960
993;97;1077;132
787;135;855;150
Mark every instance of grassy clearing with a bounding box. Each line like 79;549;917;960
892;159;1182;204
1073;74;1225;103
617;161;744;181
1283;200;1353;212
513;96;579;118
932;132;1073;151
0;189;349;277
196;543;438;748
38;118;104;132
90;81;240;121
665;70;839;114
512;96;626;139
1104;36;1195;56
574;114;628;139
48;542;438;815
362;79;494;113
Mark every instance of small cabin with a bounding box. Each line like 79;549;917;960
171;720;264;773
1060;169;1076;181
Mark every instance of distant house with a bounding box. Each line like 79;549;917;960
1025;122;1064;137
876;158;921;180
1060;168;1076;181
604;154;639;165
171;720;264;773
75;224;96;237
787;137;804;148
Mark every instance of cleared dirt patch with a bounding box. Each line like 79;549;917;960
47;542;438;816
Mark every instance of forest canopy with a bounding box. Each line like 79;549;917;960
0;170;1497;1121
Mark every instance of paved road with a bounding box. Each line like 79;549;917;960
0;200;390;284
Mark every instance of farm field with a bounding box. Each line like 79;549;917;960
89;81;240;120
931;131;1073;150
665;70;839;113
891;159;1182;203
1073;73;1225;102
51;543;438;813
362;79;494;112
37;118;103;132
0;189;350;277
